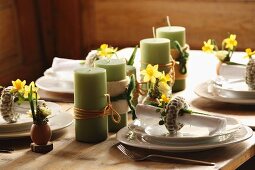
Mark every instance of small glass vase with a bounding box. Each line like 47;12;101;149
142;95;160;107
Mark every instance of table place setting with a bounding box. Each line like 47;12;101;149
116;96;253;153
194;36;255;105
0;80;73;139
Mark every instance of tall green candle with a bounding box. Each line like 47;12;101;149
74;67;108;143
156;26;187;92
156;26;186;48
95;59;127;132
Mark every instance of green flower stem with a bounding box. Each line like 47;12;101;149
225;61;246;66
127;45;138;66
181;109;211;116
174;41;189;74
110;75;137;120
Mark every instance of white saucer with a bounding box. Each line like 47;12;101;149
194;82;255;105
117;125;253;152
36;76;74;94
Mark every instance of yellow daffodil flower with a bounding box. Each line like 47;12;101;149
24;81;39;99
11;79;26;93
244;48;255;59
159;71;171;84
223;34;237;50
158;81;170;95
160;94;170;104
141;64;162;83
97;44;118;58
202;39;214;53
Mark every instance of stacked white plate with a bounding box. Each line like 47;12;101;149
0;102;73;139
194;77;255;105
116;116;253;152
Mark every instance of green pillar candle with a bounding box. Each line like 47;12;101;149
140;38;171;68
95;59;127;132
156;26;187;91
94;59;126;81
74;67;108;143
156;26;186;48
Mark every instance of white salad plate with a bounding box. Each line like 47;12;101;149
35;76;74;94
0;102;73;138
143;116;240;144
213;78;255;99
194;82;255;105
129;116;240;145
116;125;253;152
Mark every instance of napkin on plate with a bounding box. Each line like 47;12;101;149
218;64;246;80
134;104;227;135
44;57;86;81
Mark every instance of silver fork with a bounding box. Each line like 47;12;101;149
117;144;215;166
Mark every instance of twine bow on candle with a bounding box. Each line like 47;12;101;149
74;94;122;122
104;94;121;124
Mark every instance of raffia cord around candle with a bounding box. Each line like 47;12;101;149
73;107;106;120
73;94;121;123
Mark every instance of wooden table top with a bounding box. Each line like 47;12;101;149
0;50;255;170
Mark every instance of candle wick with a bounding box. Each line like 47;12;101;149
166;16;171;27
152;26;156;38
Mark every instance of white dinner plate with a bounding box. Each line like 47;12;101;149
35;76;74;94
0;104;73;138
0;102;61;133
194;82;255;105
116;125;253;152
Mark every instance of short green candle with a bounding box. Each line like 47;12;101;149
156;26;186;48
95;59;127;132
94;59;126;81
140;38;171;67
74;67;108;143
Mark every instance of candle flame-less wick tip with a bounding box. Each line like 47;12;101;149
166;16;171;27
152;26;156;38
